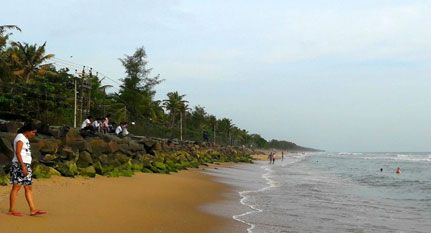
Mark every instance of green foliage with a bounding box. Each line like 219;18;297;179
0;29;299;150
117;47;163;121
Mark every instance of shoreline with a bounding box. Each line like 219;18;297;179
0;166;246;233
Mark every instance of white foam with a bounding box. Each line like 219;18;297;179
361;154;431;162
232;165;279;233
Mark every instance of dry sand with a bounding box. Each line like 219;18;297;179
0;168;245;233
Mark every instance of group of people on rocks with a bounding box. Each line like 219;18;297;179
80;114;129;137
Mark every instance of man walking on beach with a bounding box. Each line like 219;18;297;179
9;123;47;216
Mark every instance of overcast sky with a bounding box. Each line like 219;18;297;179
4;0;431;152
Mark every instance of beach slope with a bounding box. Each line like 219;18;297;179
0;170;241;233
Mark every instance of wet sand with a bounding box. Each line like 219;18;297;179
0;168;245;233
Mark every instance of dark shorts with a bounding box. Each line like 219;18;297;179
10;162;32;186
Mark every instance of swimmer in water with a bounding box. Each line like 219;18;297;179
395;167;401;174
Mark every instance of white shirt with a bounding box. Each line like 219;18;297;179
115;125;122;135
81;119;91;129
12;133;32;164
92;120;100;128
122;128;129;136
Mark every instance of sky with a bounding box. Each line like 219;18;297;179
3;0;431;152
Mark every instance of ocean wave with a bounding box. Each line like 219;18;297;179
233;165;278;233
360;155;431;162
338;152;364;156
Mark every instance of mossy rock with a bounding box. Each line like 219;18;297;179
56;161;78;177
97;154;121;167
107;141;120;153
66;140;92;154
88;138;109;156
42;153;59;162
98;165;114;175
189;161;200;168
78;166;96;177
165;160;178;172
131;160;143;171
0;174;9;186
77;151;93;168
114;152;131;164
128;140;143;152
147;162;169;174
32;163;61;179
154;162;167;170
60;146;79;161
141;167;153;173
93;161;103;175
63;128;83;143
177;161;190;170
38;139;60;154
106;167;134;177
153;154;165;163
0;132;15;159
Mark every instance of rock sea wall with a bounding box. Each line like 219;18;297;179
0;128;253;185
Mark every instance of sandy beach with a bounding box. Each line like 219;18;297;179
0;168;245;233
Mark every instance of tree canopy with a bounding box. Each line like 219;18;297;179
0;25;312;150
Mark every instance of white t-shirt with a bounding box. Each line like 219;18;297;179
92;120;100;128
81;119;91;129
122;128;129;136
115;125;122;135
12;133;32;164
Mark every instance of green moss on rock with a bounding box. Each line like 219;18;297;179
78;166;96;177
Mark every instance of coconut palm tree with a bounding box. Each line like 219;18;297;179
163;91;188;139
0;25;21;49
0;25;21;86
9;41;55;83
207;115;217;144
218;118;235;145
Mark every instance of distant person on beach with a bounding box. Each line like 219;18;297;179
9;123;47;216
268;151;275;164
282;151;284;161
268;152;273;164
395;167;401;174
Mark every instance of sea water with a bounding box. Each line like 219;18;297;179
207;152;431;233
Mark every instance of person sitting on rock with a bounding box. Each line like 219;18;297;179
80;116;95;137
80;116;94;131
92;117;102;132
115;122;129;137
101;114;111;134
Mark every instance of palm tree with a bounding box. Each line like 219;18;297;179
219;118;235;145
163;91;188;139
207;115;217;144
0;25;21;87
9;41;55;83
0;25;21;49
178;102;191;141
